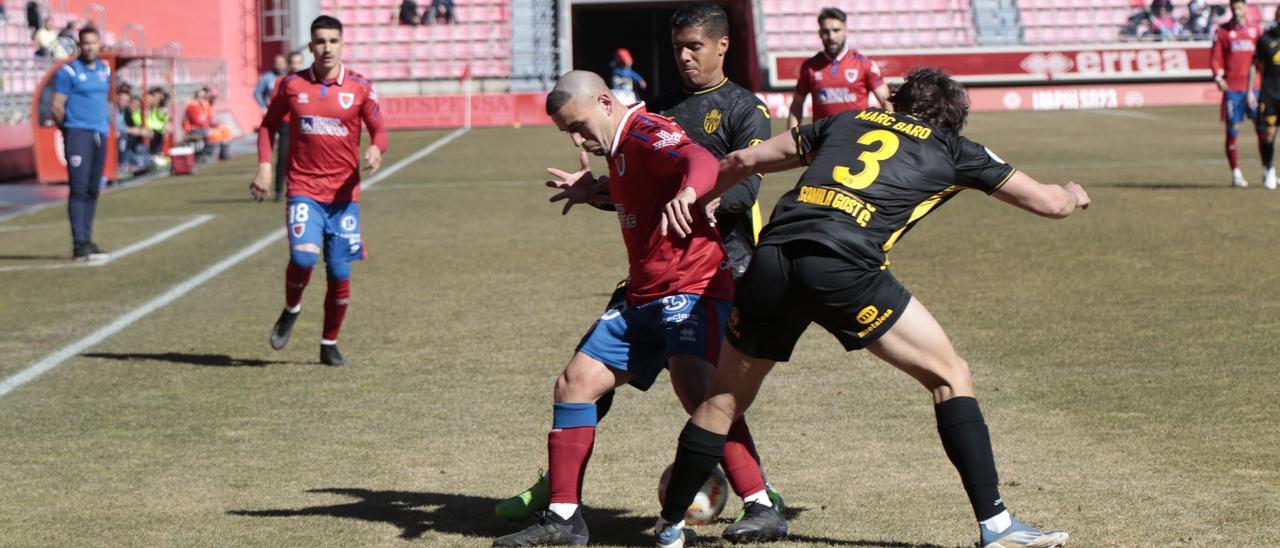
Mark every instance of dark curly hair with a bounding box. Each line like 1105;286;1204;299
671;2;729;39
890;67;970;131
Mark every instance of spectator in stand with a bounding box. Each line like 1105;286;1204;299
58;20;77;43
1147;0;1181;41
25;1;41;34
425;0;457;24
255;54;288;112
608;48;647;105
206;89;231;160
114;88;152;174
33;17;68;59
145;87;171;158
183;87;214;160
398;0;420;25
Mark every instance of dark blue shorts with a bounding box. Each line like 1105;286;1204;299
1222;90;1260;126
577;294;731;391
285;196;366;264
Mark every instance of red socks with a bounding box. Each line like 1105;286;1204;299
284;262;312;309
548;426;596;503
322;279;350;342
1227;134;1240;169
722;417;767;498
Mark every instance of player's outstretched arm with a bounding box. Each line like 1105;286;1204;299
545;150;601;215
713;130;803;199
992;171;1090;219
660;145;720;238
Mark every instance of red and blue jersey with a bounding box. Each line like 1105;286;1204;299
1212;20;1262;91
795;45;885;120
606;103;734;305
258;64;388;203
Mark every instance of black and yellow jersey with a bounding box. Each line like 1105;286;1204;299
1254;28;1280;102
651;78;772;279
762;108;1015;270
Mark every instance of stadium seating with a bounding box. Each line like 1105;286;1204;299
760;0;977;51
320;0;511;82
1019;0;1280;46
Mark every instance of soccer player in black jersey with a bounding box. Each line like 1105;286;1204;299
1250;4;1280;190
495;3;786;542
653;68;1088;548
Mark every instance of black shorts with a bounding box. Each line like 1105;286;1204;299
1261;97;1280;127
727;241;912;362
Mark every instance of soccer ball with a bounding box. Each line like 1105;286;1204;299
657;464;728;525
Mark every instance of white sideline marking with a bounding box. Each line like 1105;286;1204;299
0;128;469;398
0;215;215;273
0;214;193;233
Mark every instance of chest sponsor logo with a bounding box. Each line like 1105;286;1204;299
339;92;355;109
703;108;721;133
653;130;684;150
297;92;309;104
845;68;859;83
816;87;857;105
299;115;350;137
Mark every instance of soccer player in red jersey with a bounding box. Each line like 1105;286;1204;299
1211;0;1264;187
788;6;891;128
250;15;388;366
493;71;783;546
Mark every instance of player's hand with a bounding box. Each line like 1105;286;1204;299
363;146;382;174
1248;93;1259;111
660;186;698;238
250;164;272;202
1216;78;1229;93
546;150;596;215
703;197;721;227
1065;182;1090;211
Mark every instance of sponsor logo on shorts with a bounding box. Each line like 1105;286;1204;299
856;308;896;338
341;215;358;231
679;327;697;343
662;294;691;312
70;155;82;168
856;305;879;325
299;115;349;137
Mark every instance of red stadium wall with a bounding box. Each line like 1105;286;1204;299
68;0;263;133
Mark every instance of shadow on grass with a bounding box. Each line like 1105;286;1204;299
0;254;66;261
83;352;287;367
228;487;654;544
785;534;953;547
1093;182;1227;190
188;198;259;204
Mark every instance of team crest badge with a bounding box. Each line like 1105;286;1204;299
614;153;627;176
703;109;722;133
291;224;305;238
845;68;859;83
339;92;355;109
69;155;82;168
298;93;309;104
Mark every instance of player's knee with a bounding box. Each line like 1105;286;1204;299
926;356;973;393
1228;125;1241;138
289;244;321;269
326;260;351;281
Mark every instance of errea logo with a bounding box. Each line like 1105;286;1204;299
856;305;879;325
653;130;683;150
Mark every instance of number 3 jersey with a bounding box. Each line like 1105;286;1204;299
762;109;1016;270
